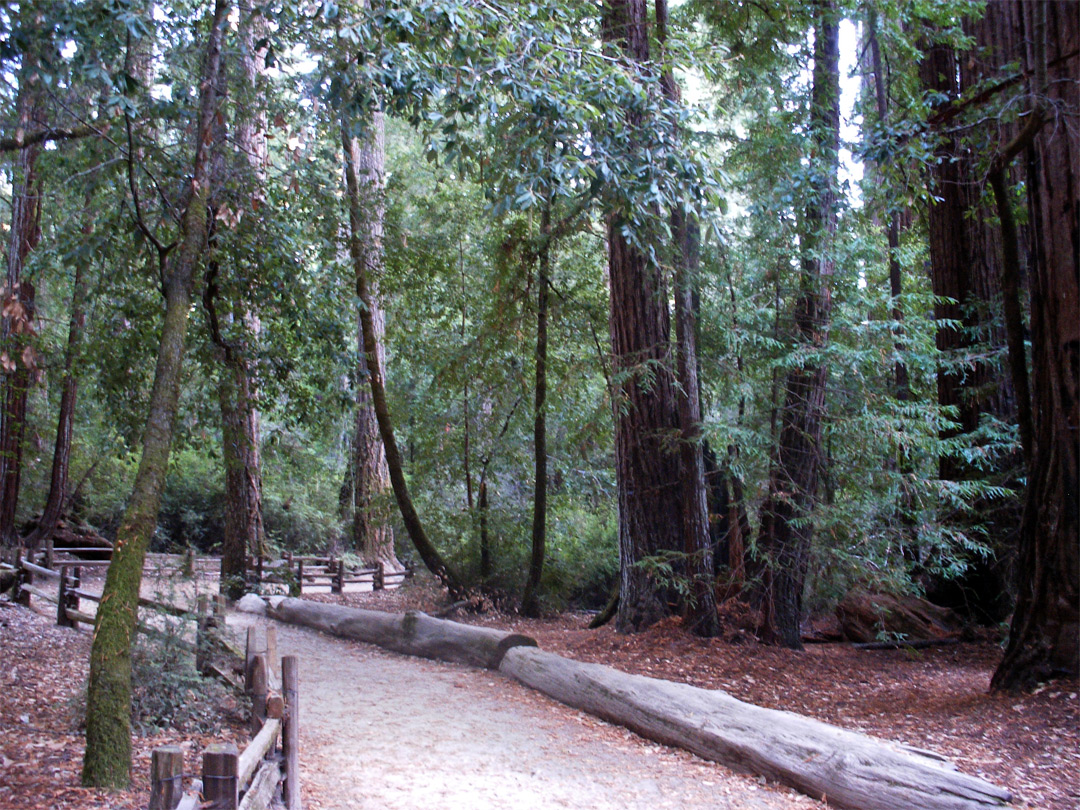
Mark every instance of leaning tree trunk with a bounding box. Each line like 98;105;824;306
352;295;399;571
991;0;1079;691
758;0;839;650
342;112;462;597
0;39;44;547
82;0;227;787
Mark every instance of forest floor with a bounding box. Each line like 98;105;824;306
2;564;1076;809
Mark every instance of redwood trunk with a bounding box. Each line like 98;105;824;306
759;2;839;649
603;0;684;634
0;41;44;547
992;1;1079;691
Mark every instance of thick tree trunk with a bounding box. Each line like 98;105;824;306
521;205;551;617
758;1;839;649
920;9;1020;478
992;1;1079;691
0;37;44;547
342;115;463;597
82;0;227;787
603;0;684;634
345;105;400;573
352;297;398;570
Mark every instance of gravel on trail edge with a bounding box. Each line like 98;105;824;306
228;610;820;810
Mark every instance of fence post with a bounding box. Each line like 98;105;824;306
333;561;344;595
202;743;239;810
149;745;185;810
44;538;54;571
374;561;385;591
15;549;30;607
251;653;268;735
196;595;211;675
295;560;304;597
70;566;81;622
282;655;300;810
57;565;71;627
266;626;278;682
245;626;258;691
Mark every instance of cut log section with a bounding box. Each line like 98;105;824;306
264;596;537;669
499;647;1011;810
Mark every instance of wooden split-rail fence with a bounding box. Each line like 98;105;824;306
249;552;410;596
150;625;301;810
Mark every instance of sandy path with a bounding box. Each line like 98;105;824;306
229;612;813;810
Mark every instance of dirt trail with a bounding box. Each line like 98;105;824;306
229;612;814;810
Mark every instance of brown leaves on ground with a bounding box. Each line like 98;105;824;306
327;578;1079;810
0;599;246;810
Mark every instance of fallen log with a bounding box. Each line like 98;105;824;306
498;646;1011;810
263;596;537;669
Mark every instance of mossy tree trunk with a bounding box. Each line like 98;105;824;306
81;0;227;787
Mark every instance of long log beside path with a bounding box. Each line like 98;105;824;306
264;596;537;670
251;596;1011;810
500;646;1010;810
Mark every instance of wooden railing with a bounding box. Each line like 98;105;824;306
249;552;410;595
150;627;300;810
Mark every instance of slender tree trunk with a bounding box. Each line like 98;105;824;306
992;0;1078;691
24;197;93;551
215;0;268;598
0;33;44;547
656;0;719;637
758;1;839;650
342;114;463;597
867;12;910;403
82;0;227;786
521;205;551;617
673;213;720;636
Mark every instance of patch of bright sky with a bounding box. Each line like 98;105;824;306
838;19;864;209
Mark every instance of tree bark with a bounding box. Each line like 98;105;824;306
603;0;684;634
215;0;268;599
500;647;1011;810
23;196;92;551
342;113;463;597
992;0;1079;691
521;204;551;617
0;22;45;547
758;0;840;649
82;0;227;787
344;102;400;574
